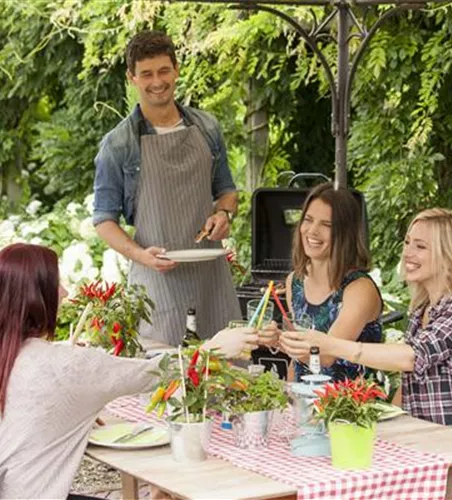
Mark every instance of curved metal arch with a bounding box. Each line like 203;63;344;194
229;2;338;124
171;0;448;187
344;4;413;132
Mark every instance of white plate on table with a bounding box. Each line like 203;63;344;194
157;249;229;263
88;423;170;450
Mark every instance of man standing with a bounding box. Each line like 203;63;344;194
93;31;241;345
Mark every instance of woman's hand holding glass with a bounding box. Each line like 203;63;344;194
280;328;326;361
203;326;259;359
277;312;311;360
279;330;312;360
258;320;280;348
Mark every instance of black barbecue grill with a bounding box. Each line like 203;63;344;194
235;184;400;379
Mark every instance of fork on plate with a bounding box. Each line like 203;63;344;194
112;422;155;443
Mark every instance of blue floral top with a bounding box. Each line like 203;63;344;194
291;270;383;381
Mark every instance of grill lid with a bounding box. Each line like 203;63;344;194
251;188;308;281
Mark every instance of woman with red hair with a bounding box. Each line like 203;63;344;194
0;243;257;499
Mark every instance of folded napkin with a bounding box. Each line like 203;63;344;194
376;403;408;421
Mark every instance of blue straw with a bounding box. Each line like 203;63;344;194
247;292;267;327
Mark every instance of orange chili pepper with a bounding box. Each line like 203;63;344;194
230;380;248;391
163;380;180;401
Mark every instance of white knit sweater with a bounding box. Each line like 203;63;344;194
0;338;159;499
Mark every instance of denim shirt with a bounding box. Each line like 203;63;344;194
93;103;236;226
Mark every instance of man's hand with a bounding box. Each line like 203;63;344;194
140;247;179;273
205;212;230;241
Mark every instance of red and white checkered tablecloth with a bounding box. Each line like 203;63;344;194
106;395;449;500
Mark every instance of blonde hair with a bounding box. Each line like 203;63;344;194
292;182;370;290
402;208;452;311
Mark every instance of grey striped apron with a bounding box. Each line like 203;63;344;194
129;125;241;345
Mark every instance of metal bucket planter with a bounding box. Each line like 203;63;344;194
169;419;213;462
231;410;274;449
329;421;376;469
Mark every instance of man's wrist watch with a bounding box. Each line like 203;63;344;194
215;208;234;223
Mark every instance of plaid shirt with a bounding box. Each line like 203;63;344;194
402;295;452;425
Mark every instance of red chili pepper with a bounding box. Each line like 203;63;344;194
113;339;125;356
313;400;324;412
226;251;235;263
189;349;200;368
91;317;104;331
188;367;200;387
101;282;117;303
112;322;122;334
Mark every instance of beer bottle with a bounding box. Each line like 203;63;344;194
182;308;201;347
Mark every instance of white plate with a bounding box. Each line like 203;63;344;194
157;249;228;263
88;423;170;450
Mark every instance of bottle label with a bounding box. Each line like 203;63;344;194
186;315;197;333
309;355;321;375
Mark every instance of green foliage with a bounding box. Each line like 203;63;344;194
1;0;452;280
224;371;289;414
349;9;452;269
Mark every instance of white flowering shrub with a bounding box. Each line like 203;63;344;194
0;195;129;294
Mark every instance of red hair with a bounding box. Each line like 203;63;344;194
0;243;59;415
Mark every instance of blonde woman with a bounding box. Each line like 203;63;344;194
281;208;452;425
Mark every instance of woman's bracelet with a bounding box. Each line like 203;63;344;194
353;342;363;364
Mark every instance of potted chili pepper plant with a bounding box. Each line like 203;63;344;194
313;377;387;469
147;346;242;462
58;280;154;357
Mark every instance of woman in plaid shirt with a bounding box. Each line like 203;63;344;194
281;208;452;425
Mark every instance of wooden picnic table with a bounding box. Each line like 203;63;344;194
86;413;452;500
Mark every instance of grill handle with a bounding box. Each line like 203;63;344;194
288;173;330;188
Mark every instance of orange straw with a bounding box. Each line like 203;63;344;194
271;287;295;330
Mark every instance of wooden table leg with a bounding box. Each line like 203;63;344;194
121;471;139;500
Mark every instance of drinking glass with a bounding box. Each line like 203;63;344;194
246;299;275;328
282;312;312;332
281;312;312;361
228;319;253;360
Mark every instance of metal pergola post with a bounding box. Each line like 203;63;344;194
172;0;448;188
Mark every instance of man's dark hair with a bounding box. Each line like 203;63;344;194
126;30;177;74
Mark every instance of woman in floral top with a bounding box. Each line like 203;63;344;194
283;208;452;425
278;182;383;381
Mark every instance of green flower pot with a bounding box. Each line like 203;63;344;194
328;421;376;469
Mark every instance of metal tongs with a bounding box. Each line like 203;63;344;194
194;225;212;244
